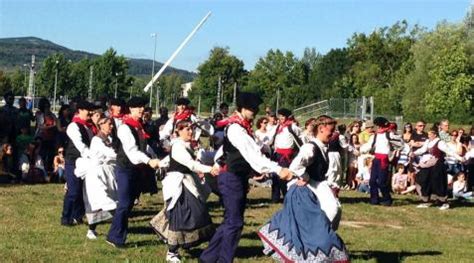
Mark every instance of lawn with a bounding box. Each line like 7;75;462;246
0;183;473;262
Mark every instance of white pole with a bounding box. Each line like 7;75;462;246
144;11;212;92
53;60;59;111
150;33;157;106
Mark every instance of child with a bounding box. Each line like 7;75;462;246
356;156;372;193
452;172;472;200
392;164;409;194
53;147;65;182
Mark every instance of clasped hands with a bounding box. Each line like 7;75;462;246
278;168;308;186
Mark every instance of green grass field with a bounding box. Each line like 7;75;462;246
0;183;473;262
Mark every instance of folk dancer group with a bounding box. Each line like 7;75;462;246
59;92;350;262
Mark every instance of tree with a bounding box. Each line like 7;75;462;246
189;47;246;112
0;71;12;96
93;48;129;99
36;53;73;98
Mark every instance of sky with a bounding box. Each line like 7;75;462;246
0;0;472;72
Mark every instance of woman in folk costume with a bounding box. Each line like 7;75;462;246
151;120;219;262
159;98;198;146
75;117;118;240
106;97;161;248
258;115;349;263
61;100;95;226
413;127;463;210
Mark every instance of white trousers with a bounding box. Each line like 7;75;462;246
325;152;342;187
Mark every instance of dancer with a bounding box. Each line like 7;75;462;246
61;100;95;226
160;97;198;144
151;120;219;262
76;117;118;240
200;92;292;263
258;115;349;262
106;97;161;248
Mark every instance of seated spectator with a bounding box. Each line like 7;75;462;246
19;142;47;183
356;156;372;193
0;143;16;183
53;146;66;183
16;126;33;159
392;164;409;194
452;172;472;200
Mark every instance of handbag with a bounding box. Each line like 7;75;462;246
418;154;438;168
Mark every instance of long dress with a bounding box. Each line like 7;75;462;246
258;139;350;262
75;136;118;224
150;138;214;249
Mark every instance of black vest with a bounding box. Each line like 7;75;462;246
306;142;329;182
116;124;148;168
222;124;253;175
168;144;195;174
65;123;91;162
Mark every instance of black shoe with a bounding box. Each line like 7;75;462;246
61;219;74;226
73;218;84;225
380;201;392;207
106;239;126;249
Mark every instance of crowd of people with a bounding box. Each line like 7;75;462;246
1;89;474;262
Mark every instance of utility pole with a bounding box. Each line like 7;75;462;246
114;72;119;98
150;33;157;106
276;85;280;112
156;82;160;114
23;64;28;96
88;65;94;102
53;60;59;111
216;75;221;112
232;82;237;110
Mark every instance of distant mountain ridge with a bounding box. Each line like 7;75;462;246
0;37;196;81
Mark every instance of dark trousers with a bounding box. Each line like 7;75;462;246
200;171;247;263
369;158;392;205
271;152;291;202
107;166;139;245
61;161;84;224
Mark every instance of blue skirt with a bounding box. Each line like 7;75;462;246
258;185;349;262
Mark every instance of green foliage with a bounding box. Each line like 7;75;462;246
189;47;246;112
0;70;13;96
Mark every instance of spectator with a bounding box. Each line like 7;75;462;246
403;123;413;143
301;118;316;143
0;143;16;183
356;156;372;193
438;119;451;143
0;91;19;144
53;146;66;183
358;120;374;145
35;98;58;172
457;128;465;143
347;120;362;136
346;133;361;190
19;141;47;183
266;112;277;133
90;107;103;135
445;130;462;176
452;172;472;200
410;120;428;152
392;164;409;194
16;97;34;135
56;104;71;147
15;126;33;160
254;117;272;156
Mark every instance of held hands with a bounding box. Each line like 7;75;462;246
278;168;293;181
296;176;309;187
210;164;220;177
147;159;160;169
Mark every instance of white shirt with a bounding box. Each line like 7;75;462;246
117;124;151;165
414;138;460;159
269;123;302;149
361;132;404;155
171;139;212;174
216;123;282;175
90;136;117;162
289;138;328;179
159;114;199;141
66;122;94;158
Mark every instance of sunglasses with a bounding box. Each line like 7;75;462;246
58;151;64;153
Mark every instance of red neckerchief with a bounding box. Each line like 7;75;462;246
227;113;253;136
122;115;150;139
72;115;93;130
174;109;193;121
111;112;124;119
277;119;293;134
377;127;390;134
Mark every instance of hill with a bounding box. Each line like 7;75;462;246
0;37;196;81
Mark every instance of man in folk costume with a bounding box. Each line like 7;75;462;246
106;97;161;248
258;115;349;262
200;92;292;263
268;108;303;203
61;100;95;226
361;117;404;206
325;126;350;189
160;97;198;144
106;98;124;128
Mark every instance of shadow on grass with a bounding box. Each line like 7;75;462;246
240;231;260;241
126;239;160;248
350;250;442;263
339;196;420;206
130;209;158;218
128;226;154;235
187;245;265;260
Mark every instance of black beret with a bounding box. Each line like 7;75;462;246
127;97;147;108
109;98;123;106
76;100;95;111
277;108;292;118
175;97;191;106
373;117;389;127
237;92;263;112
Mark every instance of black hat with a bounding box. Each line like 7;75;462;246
237;92;262;112
175;97;191;106
109;98;123;106
277;108;292;118
127;97;147;108
373;117;389;127
76;100;95;111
